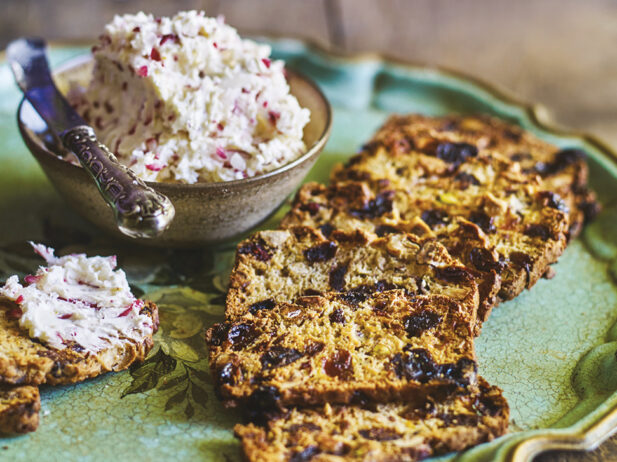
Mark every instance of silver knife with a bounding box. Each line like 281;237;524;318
7;38;175;239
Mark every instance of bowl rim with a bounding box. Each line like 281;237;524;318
17;53;333;191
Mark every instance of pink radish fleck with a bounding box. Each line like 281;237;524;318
261;58;271;68
15;295;24;304
59;314;72;320
137;66;148;77
24;275;40;285
160;34;179;46
216;147;227;160
150;48;161;61
118;307;132;317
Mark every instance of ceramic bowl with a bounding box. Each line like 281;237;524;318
17;55;332;248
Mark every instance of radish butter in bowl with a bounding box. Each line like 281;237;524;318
18;11;332;247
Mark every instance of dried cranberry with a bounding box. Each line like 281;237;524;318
553;148;586;170
581;198;601;223
324;349;352;378
207;323;229;347
329;264;348;291
454;172;480;188
439;357;477;387
538;191;568;212
290;446;321;462
260;346;303;370
318;223;335;238
509;251;533;284
350;191;394;219
474;392;504;416
404;310;443;337
329;308;346;324
304;241;337;263
218;362;239;385
227;322;259;350
374;280;398;292
421;209;448;228
358;428;401;441
391;348;437;382
238;239;271;261
299;202;320;215
375;224;399;237
534;148;586;176
434;266;472;284
393;349;477;386
248;385;281;411
470;247;501;272
435;142;478;165
468;211;496;234
249;299;276;314
524;224;551;241
338;289;368;306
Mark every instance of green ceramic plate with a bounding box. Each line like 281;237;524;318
0;39;616;462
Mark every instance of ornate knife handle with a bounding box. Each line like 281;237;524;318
62;126;175;238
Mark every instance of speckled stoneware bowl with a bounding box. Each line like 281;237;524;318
17;55;331;248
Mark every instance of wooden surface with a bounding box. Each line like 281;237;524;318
2;1;617;460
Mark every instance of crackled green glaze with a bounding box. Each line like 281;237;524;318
0;41;616;461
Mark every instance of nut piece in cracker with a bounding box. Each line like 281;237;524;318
0;385;40;434
0;243;158;385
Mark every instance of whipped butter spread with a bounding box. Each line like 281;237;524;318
0;243;153;353
70;10;311;183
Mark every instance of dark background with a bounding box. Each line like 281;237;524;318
1;1;616;460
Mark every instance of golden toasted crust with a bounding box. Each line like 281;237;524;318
314;114;572;302
226;226;479;331
234;378;509;462
0;301;159;386
208;291;477;409
0;385;40;434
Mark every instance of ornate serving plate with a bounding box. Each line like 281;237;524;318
0;39;616;461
